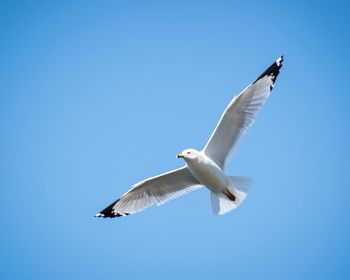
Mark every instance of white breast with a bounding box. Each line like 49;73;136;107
185;152;229;193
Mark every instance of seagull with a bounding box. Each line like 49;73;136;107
96;56;283;218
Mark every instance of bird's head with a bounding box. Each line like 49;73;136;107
176;148;200;161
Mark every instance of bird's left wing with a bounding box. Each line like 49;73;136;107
203;56;283;169
96;166;202;218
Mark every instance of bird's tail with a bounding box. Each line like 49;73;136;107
211;176;252;215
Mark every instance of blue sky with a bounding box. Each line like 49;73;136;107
1;1;350;279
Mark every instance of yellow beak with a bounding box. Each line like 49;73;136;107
176;154;184;158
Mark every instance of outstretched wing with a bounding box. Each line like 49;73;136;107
96;166;201;218
203;56;284;169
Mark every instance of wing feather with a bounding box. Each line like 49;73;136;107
96;166;201;218
203;56;283;169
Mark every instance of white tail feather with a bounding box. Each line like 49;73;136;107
211;176;252;215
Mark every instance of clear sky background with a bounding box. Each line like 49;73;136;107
1;1;350;279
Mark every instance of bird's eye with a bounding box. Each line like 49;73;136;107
187;151;191;155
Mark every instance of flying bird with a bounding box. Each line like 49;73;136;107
96;56;283;218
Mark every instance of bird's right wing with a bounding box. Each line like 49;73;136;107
203;56;283;169
96;166;202;218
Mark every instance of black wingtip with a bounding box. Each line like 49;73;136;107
96;198;122;218
95;198;131;218
253;56;284;87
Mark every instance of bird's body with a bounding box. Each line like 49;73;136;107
96;56;284;218
180;149;228;194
